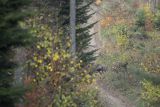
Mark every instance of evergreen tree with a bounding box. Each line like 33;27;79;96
0;0;32;106
58;0;97;65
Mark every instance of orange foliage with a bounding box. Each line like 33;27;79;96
23;76;39;107
19;76;46;107
100;16;113;27
132;1;141;8
100;16;132;27
95;0;102;6
145;18;153;31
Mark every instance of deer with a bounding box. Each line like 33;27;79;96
88;63;108;78
111;61;128;80
95;64;108;74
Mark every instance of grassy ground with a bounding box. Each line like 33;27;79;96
92;1;160;106
97;30;160;107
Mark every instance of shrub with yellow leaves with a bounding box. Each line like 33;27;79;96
143;4;154;19
25;11;99;107
141;80;160;106
140;52;160;106
136;4;154;31
141;52;160;73
116;35;129;48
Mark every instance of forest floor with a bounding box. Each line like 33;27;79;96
96;80;135;107
90;3;135;107
89;1;160;107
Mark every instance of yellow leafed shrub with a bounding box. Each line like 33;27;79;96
24;13;99;107
142;80;160;105
141;53;160;73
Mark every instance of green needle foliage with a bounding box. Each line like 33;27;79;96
58;0;97;65
0;0;33;106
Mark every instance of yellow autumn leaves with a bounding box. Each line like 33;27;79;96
53;51;70;62
141;53;160;73
116;35;129;47
142;80;160;104
53;53;59;61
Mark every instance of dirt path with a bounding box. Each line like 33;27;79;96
98;85;134;107
89;2;135;107
98;87;127;107
96;80;135;107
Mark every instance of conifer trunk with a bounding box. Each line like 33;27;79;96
70;0;76;55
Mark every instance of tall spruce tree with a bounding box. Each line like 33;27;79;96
0;0;32;106
58;0;97;65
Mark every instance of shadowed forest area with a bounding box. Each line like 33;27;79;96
0;0;160;107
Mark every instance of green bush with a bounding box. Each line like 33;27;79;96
135;10;146;28
74;89;99;107
53;89;100;107
153;11;160;30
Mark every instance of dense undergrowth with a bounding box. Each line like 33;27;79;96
1;0;160;106
97;1;160;107
20;2;101;107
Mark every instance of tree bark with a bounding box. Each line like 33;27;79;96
70;0;76;55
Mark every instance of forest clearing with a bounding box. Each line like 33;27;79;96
0;0;160;107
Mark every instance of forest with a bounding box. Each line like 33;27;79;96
0;0;160;107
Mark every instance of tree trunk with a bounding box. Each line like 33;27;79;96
70;0;76;55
